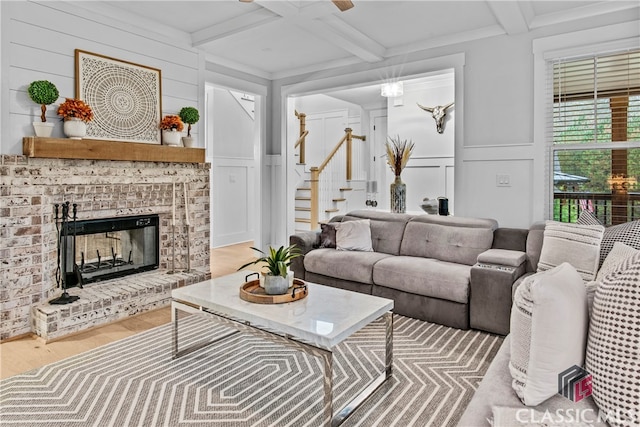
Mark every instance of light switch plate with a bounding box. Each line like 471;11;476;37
496;174;511;187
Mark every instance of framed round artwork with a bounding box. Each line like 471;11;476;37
75;49;162;144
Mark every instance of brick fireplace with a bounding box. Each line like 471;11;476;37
0;154;211;341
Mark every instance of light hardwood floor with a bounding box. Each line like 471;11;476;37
0;242;258;380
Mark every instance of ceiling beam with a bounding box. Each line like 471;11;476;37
257;0;385;63
486;1;529;35
529;1;640;29
191;8;280;47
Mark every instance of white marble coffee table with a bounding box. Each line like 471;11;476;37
171;270;394;427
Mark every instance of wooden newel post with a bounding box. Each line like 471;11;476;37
310;167;320;230
345;128;352;181
296;110;307;165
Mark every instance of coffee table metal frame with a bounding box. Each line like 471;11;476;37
171;276;393;427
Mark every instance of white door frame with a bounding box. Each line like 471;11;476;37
204;75;266;250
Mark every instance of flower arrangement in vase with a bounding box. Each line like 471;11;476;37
57;98;93;139
385;135;414;213
159;115;184;146
28;80;59;137
237;245;301;295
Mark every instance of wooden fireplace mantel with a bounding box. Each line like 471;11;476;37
23;137;205;164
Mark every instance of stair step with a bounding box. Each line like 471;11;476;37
295;197;311;201
340;187;353;191
297;187;311;191
325;208;339;213
295;218;311;223
333;198;346;202
295;207;311;211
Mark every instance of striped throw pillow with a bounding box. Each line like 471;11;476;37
537;221;604;281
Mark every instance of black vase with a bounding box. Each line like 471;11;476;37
438;197;449;216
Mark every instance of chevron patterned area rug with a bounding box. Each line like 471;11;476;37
0;313;502;427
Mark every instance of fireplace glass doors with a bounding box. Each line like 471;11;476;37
64;215;159;287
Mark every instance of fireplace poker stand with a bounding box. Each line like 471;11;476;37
50;201;80;305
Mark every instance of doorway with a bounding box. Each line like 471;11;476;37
205;84;262;248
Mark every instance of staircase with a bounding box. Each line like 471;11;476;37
294;180;358;231
292;114;367;232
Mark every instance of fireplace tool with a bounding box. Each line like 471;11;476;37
184;182;191;273
168;182;176;274
50;201;80;305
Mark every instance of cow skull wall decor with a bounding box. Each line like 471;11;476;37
417;102;454;134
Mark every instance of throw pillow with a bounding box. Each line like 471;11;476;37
577;211;640;268
537;221;604;281
335;219;373;252
509;262;589;406
318;223;337;248
585;252;640;427
595;241;639;282
597;220;640;268
577;209;602;226
586;243;639;317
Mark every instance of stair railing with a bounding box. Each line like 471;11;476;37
308;128;366;229
294;110;308;165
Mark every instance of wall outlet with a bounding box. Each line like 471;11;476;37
496;174;511;187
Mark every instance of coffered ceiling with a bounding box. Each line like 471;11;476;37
83;1;638;80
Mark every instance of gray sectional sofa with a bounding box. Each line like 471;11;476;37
290;210;534;333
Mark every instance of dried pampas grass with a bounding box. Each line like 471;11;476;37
386;135;414;177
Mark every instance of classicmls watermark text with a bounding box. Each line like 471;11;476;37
558;365;592;402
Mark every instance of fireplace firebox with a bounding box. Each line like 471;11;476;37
63;214;160;287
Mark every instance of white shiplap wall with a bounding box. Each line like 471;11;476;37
1;1;202;154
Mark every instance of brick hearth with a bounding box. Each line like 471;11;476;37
32;270;210;341
0;154;211;341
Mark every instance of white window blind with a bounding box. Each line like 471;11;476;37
550;49;640;225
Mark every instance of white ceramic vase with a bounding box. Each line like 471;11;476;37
162;130;181;146
33;122;54;138
182;137;195;148
263;275;289;295
63;118;87;139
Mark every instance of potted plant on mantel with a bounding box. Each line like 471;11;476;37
57;98;93;139
178;106;199;148
159;115;184;146
28;80;59;137
238;245;301;295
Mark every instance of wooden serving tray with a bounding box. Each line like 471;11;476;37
239;279;308;304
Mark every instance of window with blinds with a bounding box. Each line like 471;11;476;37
551;50;640;225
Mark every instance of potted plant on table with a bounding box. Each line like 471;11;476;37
159;115;184;146
57;98;93;139
28;80;59;137
238;245;301;295
178;106;199;148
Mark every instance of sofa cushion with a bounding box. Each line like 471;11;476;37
372;256;470;303
509;263;589;406
303;248;392;285
341;210;412;255
399;216;497;266
335;219;373;252
537;221;604;281
457;336;606;427
477;249;527;267
585;252;640;427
